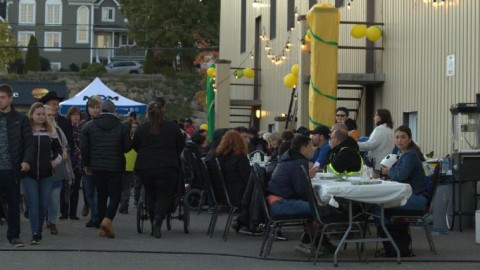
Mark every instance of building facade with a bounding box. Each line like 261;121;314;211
219;0;479;157
6;0;141;70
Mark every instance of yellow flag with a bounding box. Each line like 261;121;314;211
306;5;340;129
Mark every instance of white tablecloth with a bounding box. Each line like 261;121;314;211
311;179;412;208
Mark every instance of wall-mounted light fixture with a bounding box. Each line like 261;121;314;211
255;109;261;119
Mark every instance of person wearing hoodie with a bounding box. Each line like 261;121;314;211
80;100;132;238
326;129;362;175
73;96;101;227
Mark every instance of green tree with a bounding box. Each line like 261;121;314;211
0;21;21;72
24;35;41;73
143;48;155;74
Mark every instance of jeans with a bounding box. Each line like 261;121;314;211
371;193;428;224
82;174;98;221
22;176;55;235
139;168;178;224
0;170;21;242
93;170;123;221
48;179;63;223
269;199;312;217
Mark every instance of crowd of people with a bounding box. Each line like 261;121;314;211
0;82;430;256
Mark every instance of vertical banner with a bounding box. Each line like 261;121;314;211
206;71;215;143
306;5;340;129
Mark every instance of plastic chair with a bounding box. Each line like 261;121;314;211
299;165;364;264
385;162;441;254
251;164;311;258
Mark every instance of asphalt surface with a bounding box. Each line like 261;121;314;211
1;200;479;270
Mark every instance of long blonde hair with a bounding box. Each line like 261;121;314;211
28;102;54;134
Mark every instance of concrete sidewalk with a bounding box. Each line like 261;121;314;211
1;205;479;270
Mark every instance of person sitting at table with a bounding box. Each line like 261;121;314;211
326;129;362;175
215;130;251;208
380;125;428;220
310;125;331;171
267;135;337;253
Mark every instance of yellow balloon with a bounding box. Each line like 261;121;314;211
291;64;299;77
350;24;367;39
283;73;298;88
243;67;255;78
305;33;311;43
366;26;382;42
207;67;216;77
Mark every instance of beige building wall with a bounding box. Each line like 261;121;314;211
220;0;478;157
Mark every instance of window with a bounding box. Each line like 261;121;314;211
101;7;115;22
269;0;276;40
17;31;35;50
287;0;294;31
45;0;62;25
240;0;246;53
76;6;90;43
120;34;135;46
44;32;61;51
403;112;418;143
19;0;36;25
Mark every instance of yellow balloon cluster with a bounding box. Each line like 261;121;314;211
283;64;299;88
350;25;382;41
207;67;216;77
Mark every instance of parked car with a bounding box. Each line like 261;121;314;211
105;61;143;74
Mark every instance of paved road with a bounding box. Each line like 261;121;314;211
1;202;479;270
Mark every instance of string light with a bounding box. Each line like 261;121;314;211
250;53;254;59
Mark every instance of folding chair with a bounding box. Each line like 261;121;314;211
252;164;311;258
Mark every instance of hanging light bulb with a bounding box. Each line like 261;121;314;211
250;53;254;59
281;53;286;60
265;42;271;51
301;39;306;50
294;7;298;17
285;45;290;52
286;38;292;48
347;2;351;9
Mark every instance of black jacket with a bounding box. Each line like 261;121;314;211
218;152;251;207
267;150;309;201
80;113;132;172
4;106;34;179
27;130;62;180
133;120;185;171
327;137;362;174
56;114;73;149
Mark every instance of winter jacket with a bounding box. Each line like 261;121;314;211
327;137;362;175
217;152;251;207
133;120;185;171
80;113;132;172
389;148;426;194
3;106;34;179
358;124;395;170
27;129;62;180
267;150;309;201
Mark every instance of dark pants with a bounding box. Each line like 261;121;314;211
139;167;178;224
119;172;134;211
93;170;123;221
0;170;21;242
60;167;81;218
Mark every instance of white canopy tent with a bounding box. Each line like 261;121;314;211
59;77;146;115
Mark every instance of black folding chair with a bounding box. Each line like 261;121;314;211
386;162;441;254
200;158;225;238
252;164;311;258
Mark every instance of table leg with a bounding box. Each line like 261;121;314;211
378;205;401;264
333;200;353;267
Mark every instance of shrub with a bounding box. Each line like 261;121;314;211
79;62;107;77
40;56;51;71
69;63;80;72
24;36;41;73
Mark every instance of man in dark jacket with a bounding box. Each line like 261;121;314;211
0;84;34;247
326;129;362;174
267;135;317;216
80;100;132;238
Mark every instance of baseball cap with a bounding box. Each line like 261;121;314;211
100;100;115;113
295;126;310;136
381;154;399;169
310;125;330;138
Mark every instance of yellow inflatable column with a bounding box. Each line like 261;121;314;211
306;4;340;129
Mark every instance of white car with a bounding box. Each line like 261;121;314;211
105;61;143;74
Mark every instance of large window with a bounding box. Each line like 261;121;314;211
44;32;61;51
45;0;62;25
77;6;89;43
120;34;135;47
101;7;115;22
19;0;36;25
17;31;35;50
